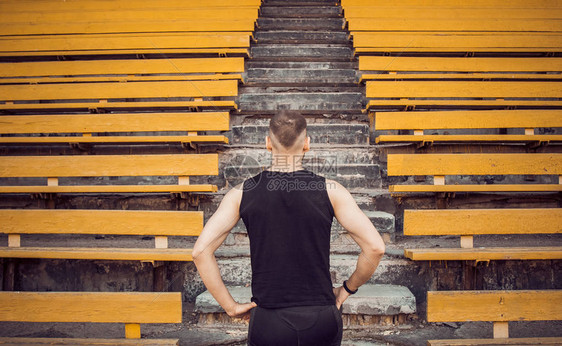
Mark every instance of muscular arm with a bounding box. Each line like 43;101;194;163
326;179;385;299
192;185;256;316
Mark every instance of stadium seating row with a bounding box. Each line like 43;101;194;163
0;0;261;57
342;0;562;53
344;0;562;344
0;0;261;343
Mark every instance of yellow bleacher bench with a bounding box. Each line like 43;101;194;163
0;20;257;36
359;56;562;82
0;112;230;145
0;291;182;345
348;18;562;32
0;0;262;12
387;153;562;193
427;290;562;345
0;78;238;112
366;80;562;109
0;154;219;194
373;109;562;144
0;32;253;57
0;209;202;261
345;7;560;20
344;4;562;32
403;208;562;261
0;8;259;24
0;8;259;35
1;58;245;83
341;0;560;7
352;32;562;54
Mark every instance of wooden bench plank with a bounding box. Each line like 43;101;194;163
359;56;562;72
404;209;562;236
427;337;562;345
0;80;238;101
0;291;182;323
0;58;244;78
0;8;258;23
0;20;257;36
361;73;562;81
0;135;229;145
377;135;562;144
349;19;562;32
0;154;219;177
374;109;562;144
0;48;250;57
390;184;562;193
0;247;195;262
374;110;562;130
0;33;251;56
366;81;562;99
367;99;562;108
427;290;562;322
345;7;561;19
0;112;230;134
0;184;218;193
387;153;562;176
0;337;179;345
0;75;244;84
0;0;261;12
342;0;561;8
352;32;562;52
404;247;562;261
0;101;237;111
0;209;203;236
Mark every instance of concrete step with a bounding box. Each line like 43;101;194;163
246;61;357;70
200;255;416;291
254;31;350;44
260;6;341;18
251;44;353;59
196;146;384;190
238;92;364;111
265;0;339;4
194;284;416;327
257;18;345;31
219;163;380;189
228;123;369;145
246;68;357;85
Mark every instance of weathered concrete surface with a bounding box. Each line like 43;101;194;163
238;92;363;111
248;61;356;70
251;44;352;59
257;18;346;31
247;68;357;84
194;284;416;316
229;123;368;145
342;284;416;315
255;31;350;44
260;6;341;18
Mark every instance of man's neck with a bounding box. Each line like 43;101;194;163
268;153;304;172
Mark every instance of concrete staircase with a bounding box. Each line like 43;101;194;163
194;0;418;334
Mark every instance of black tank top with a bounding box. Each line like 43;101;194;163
239;169;336;308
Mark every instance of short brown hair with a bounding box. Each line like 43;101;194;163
269;110;307;149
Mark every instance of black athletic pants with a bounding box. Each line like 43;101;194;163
247;304;343;346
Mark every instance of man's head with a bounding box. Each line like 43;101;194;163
266;110;310;154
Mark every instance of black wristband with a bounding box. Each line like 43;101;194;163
343;280;358;295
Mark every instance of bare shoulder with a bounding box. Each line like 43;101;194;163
325;178;346;192
222;183;244;206
325;179;351;205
